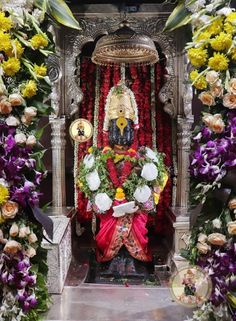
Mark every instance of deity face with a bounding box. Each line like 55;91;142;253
108;118;134;147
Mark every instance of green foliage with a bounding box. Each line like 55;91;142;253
163;0;192;32
35;0;81;30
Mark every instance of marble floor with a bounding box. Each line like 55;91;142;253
43;285;193;321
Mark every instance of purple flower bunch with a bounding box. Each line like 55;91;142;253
190;111;236;182
0;122;43;207
197;240;236;319
0;252;38;312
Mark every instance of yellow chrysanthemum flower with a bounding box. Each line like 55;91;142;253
21;80;38;98
2;57;21;76
230;47;236;61
208;52;229;71
34;63;47;76
0;11;12;31
224;22;236;34
210;32;232;51
0;184;9;205
30;33;48;49
0;31;11;52
206;17;223;36
225;12;236;25
189;70;207;90
5;39;24;58
187;47;208;67
196;30;211;42
88;147;93;153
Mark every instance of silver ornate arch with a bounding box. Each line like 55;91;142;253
64;16;177;119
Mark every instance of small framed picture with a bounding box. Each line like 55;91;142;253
69;118;93;143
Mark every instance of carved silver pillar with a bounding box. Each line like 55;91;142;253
176;116;194;211
50;117;66;211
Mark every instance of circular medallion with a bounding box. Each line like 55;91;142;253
170;266;212;308
69;119;93;143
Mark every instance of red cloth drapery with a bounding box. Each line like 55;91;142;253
76;57;173;235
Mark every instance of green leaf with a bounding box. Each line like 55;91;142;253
35;122;49;140
163;1;192;32
36;0;81;30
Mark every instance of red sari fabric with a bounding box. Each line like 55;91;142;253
96;210;152;262
76;57;173;235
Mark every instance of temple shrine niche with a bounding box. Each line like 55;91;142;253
45;2;194;290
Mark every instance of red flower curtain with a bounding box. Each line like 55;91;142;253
76;57;172;234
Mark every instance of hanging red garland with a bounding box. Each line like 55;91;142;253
76;56;173;234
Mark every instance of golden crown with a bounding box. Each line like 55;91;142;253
103;83;138;131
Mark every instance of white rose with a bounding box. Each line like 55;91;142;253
206;70;219;84
83;154;95;169
141;163;158;181
9;223;19;237
26;135;36;147
198;233;208;243
228;78;236;95
21;115;32;126
5;116;20;127
8;93;24;106
86;170;101;191
28;233;38;244
196;242;210;254
19;226;28;238
25;247;36;258
15;133;27;145
208;233;226;246
145;147;158;162
134;185;151;203
4;240;22;254
24;106;37;118
223;93;236;109
212;218;222;229
95;193;112;212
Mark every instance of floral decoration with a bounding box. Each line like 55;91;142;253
78;146;168;215
0;0;80;318
168;0;236;320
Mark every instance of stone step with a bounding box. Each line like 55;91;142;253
43;285;193;321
